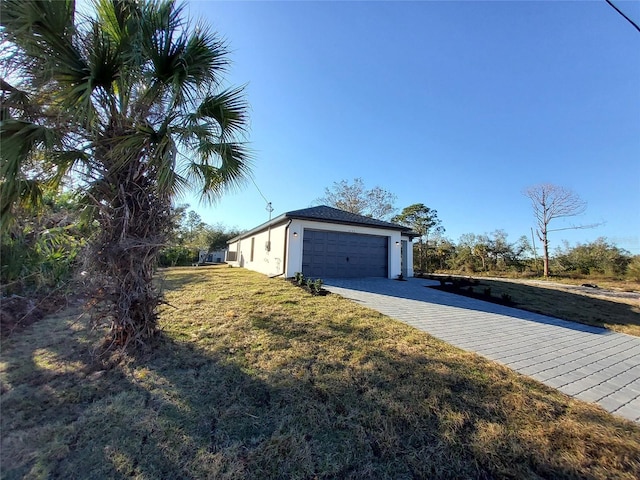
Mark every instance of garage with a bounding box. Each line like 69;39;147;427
302;229;388;278
226;205;414;279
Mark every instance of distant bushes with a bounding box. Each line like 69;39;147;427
420;235;638;282
625;256;640;282
552;238;632;279
158;246;198;267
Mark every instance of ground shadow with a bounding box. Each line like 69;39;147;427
323;277;626;335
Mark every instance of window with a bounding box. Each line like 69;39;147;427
250;238;255;262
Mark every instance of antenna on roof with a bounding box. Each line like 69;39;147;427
266;201;274;221
264;202;275;252
249;177;275;251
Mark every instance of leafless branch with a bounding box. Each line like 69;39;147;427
548;222;605;232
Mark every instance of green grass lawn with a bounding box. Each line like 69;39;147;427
2;266;639;479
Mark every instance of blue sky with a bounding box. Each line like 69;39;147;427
182;0;640;254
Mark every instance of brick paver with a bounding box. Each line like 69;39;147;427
323;277;640;423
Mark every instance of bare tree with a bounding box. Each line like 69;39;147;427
316;178;397;219
524;184;587;277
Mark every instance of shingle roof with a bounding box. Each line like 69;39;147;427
227;205;416;243
284;205;406;230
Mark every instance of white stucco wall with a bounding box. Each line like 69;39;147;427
401;236;414;278
285;219;404;279
228;219;412;279
226;222;289;276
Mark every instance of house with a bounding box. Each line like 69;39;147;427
198;249;227;264
226;205;416;279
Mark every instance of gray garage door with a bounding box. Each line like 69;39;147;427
302;230;388;278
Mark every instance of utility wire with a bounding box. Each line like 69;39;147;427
605;0;640;33
250;176;274;221
250;176;270;205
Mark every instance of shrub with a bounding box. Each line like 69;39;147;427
158;246;195;267
627;256;640;282
1;200;86;296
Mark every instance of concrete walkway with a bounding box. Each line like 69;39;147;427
323;277;640;423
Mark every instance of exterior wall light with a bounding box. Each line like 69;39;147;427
293;232;298;237
395;241;400;246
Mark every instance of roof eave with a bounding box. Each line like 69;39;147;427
284;214;407;232
227;213;289;244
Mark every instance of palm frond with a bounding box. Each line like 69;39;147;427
138;0;232;110
48;149;91;186
1;120;62;175
185;141;252;204
0;79;36;120
181;23;229;87
0;118;77;227
150;132;179;196
87;23;121;93
194;86;249;141
0;178;45;228
94;0;141;44
1;0;98;123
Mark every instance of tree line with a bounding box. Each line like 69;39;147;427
413;233;638;281
318;178;639;281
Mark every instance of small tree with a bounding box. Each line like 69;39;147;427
431;236;456;271
392;204;444;273
184;211;205;239
524;183;587;277
316;178;397;219
205;223;242;251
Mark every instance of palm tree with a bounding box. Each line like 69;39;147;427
1;0;251;349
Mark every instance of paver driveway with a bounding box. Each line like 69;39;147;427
323;277;640;423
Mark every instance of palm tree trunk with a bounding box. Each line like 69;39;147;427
90;162;170;348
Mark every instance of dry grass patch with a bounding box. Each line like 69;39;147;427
2;265;639;479
467;278;640;336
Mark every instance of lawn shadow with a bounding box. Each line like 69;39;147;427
0;311;282;478
478;277;640;334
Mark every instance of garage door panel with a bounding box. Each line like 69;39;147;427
302;230;388;278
